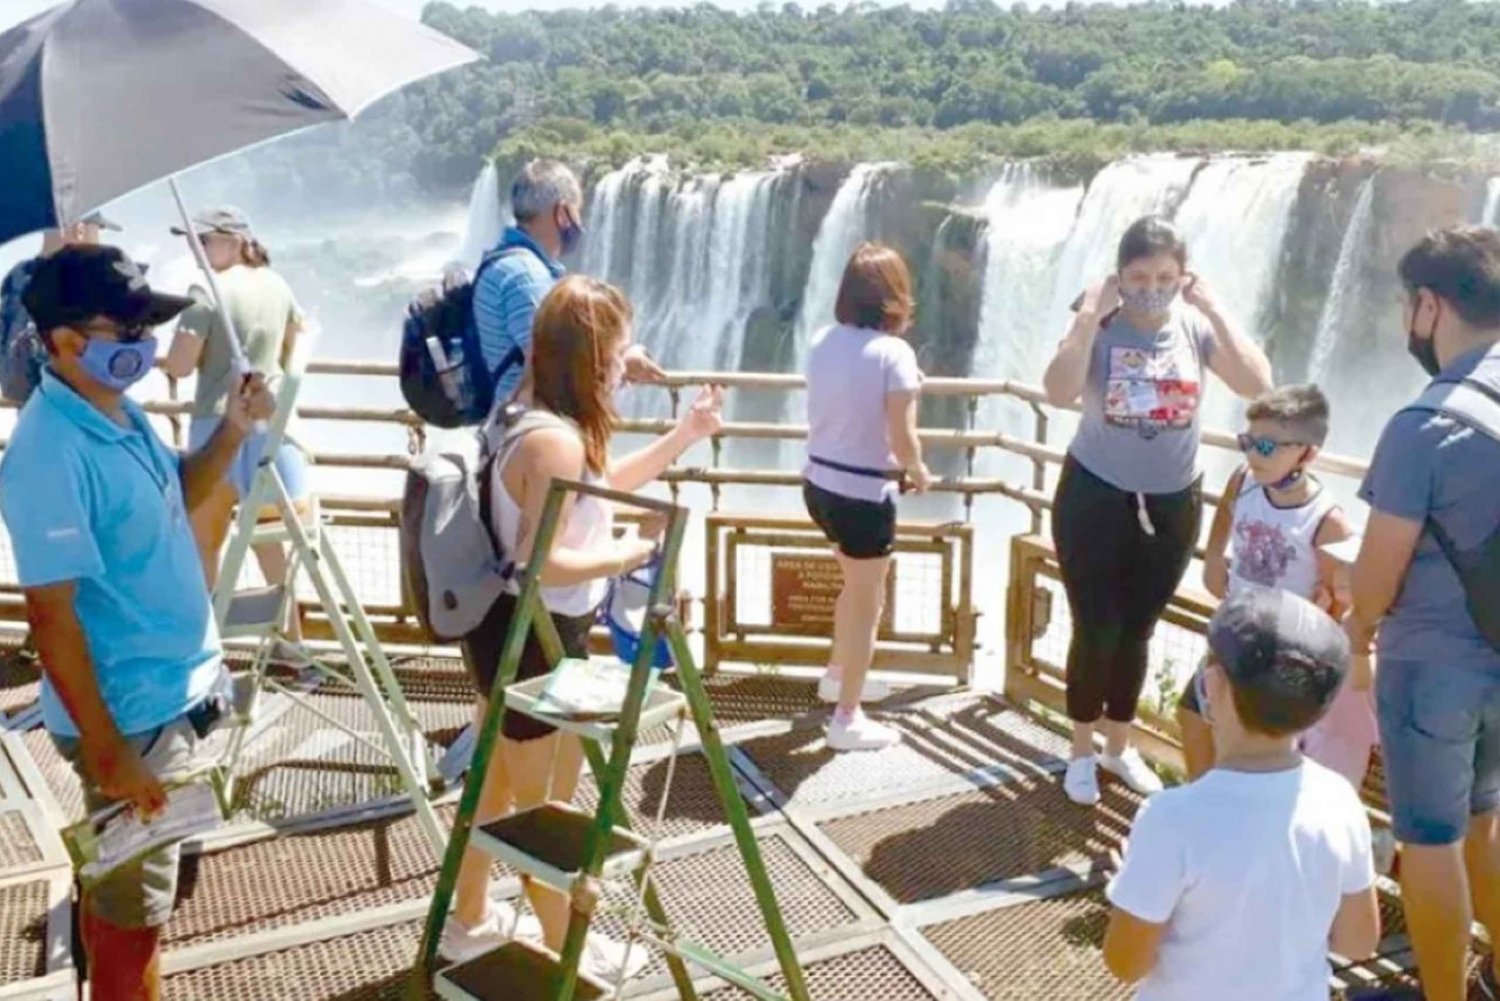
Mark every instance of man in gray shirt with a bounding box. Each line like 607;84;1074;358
1349;226;1500;1001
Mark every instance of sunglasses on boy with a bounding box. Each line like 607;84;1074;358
1236;433;1309;458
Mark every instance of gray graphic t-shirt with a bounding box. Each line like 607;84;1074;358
1067;307;1216;494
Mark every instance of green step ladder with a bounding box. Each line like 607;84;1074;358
417;478;810;1001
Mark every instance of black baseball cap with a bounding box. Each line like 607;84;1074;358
1208;586;1349;689
22;245;193;333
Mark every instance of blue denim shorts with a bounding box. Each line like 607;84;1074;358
188;419;310;503
1377;658;1500;846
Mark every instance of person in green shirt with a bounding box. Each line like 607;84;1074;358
162;207;311;665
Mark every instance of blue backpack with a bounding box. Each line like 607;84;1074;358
399;248;526;428
0;261;45;404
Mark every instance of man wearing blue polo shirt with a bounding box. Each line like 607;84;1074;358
474;159;662;411
0;246;273;1001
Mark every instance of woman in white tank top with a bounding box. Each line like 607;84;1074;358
444;276;724;976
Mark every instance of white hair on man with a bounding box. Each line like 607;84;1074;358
510;160;582;222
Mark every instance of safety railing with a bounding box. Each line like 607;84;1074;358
0;361;1372;693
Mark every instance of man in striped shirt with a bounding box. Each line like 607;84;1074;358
474;160;662;406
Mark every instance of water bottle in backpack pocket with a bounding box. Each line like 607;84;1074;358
399;250;525;429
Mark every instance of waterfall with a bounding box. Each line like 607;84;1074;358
1173;153;1310;435
1484;177;1500;226
1309;176;1377;383
971;163;1085;386
789;163;888;375
456;162;504;271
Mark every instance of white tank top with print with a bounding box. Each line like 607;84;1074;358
1227;473;1337;602
489;414;614;618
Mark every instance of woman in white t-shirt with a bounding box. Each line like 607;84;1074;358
802;243;932;752
441;275;724;978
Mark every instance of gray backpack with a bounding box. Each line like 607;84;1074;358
399;406;569;643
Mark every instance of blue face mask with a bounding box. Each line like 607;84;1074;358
79;336;157;392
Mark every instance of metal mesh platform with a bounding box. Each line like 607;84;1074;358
820;780;1139;904
0;647;39;720
595;831;864;981
166;808;462;951
164;919;431;1000
920;888;1133;1000
573;749;761;842
670;673;829;729
0;879;49;984
696;945;940;1001
0;810;43;872
738;695;1068;809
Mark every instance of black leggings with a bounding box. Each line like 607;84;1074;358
1052;456;1202;724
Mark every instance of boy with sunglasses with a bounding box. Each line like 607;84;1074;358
1177;385;1378;795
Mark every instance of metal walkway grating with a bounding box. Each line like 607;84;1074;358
0;879;49;984
0;649;38;721
573;749;762;842
819;780;1139;904
0;810;43;871
696;945;940;1001
738;695;1068;809
920;887;1133;1000
165;919;431;1000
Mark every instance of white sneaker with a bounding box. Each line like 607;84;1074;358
581;930;650;982
438;902;542;963
826;711;901;752
817;672;894;705
1064;756;1100;806
268;638;316;670
1099;748;1164;796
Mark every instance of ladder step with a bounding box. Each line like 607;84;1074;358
435;940;610;1001
470;801;649;890
505;662;686;743
220;585;288;638
232;495;322;547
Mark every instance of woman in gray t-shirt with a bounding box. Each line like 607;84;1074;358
1041;216;1271;807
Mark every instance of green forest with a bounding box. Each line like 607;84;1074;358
253;0;1500;200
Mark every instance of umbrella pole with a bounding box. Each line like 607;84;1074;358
168;176;249;375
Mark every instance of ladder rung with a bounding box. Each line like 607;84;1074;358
505;665;686;743
220;586;288;637
470;802;649;891
435;940;610;1001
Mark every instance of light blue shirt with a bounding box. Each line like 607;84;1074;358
472;227;564;405
1359;343;1500;673
0;371;223;738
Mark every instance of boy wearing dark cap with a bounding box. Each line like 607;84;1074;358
1102;586;1380;1001
0;245;272;1000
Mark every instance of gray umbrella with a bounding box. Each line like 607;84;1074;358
0;0;479;242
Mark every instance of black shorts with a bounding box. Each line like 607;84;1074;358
461;591;595;742
803;480;896;560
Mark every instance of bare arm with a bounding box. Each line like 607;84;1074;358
509;430;653;587
279;315;302;374
884;389;931;491
1203;467;1246;599
1043;277;1117;407
609;385;724;494
1186;275;1272;399
24;583;166;814
1329;886;1381;960
1313;504;1356;616
179;374;273;513
161;327;204;381
1346;511;1423;654
1103;908;1166;984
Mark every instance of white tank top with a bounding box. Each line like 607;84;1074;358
1227;472;1338;601
489;414;614;617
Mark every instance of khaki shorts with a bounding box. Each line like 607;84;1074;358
52;716;209;929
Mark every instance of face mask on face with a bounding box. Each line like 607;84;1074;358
1118;284;1178;316
557;207;584;256
1406;295;1443;377
79;335;157;392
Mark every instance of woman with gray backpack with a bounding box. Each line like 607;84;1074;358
433;274;723;981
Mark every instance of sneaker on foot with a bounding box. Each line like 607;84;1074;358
268;639;316;670
818;672;893;705
439;912;506;964
826;711;901;752
1099;748;1164;796
1064;756;1100;806
488;897;543;941
582;931;650;983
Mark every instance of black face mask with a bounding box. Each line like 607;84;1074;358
1407;298;1443;377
